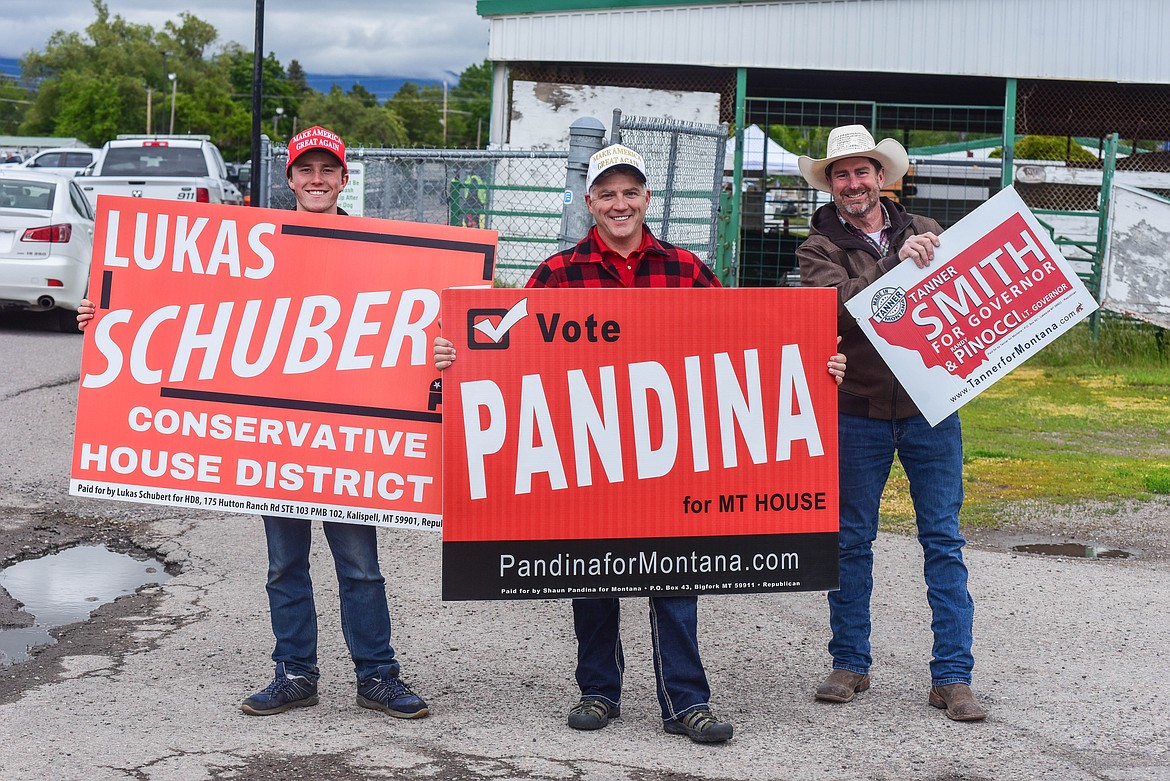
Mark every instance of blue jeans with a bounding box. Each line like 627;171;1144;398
573;596;712;722
262;516;398;682
830;413;975;686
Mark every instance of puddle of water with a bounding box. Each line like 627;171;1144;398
0;544;171;666
1011;542;1134;560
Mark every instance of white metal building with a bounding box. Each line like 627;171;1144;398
480;0;1169;145
478;0;1170;293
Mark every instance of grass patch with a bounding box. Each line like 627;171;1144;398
877;319;1170;531
1145;469;1170;495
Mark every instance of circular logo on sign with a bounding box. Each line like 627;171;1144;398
871;286;907;323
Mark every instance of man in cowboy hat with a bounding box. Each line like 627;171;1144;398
435;144;736;743
796;125;987;721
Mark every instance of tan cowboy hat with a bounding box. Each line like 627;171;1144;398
797;125;909;193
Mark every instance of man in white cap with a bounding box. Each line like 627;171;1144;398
435;143;829;743
796;125;987;721
438;144;844;741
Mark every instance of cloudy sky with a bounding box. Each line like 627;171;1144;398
1;0;490;80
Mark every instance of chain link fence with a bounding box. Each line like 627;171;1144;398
263;144;566;286
260;116;728;285
1014;79;1170;210
1009;80;1170;293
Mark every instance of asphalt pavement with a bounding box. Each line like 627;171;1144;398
0;316;1168;780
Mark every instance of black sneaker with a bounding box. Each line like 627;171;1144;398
356;665;429;719
664;708;733;743
241;662;319;716
567;699;620;730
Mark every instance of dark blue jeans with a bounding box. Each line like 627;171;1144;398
573;596;712;722
262;516;398;682
830;413;975;686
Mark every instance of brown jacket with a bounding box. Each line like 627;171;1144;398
798;197;944;420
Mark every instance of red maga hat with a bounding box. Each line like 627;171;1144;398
286;126;347;175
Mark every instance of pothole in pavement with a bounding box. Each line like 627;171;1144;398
1010;541;1135;559
0;543;171;666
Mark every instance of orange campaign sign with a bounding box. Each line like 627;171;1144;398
439;287;840;600
70;196;495;528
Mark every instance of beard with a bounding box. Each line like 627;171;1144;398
835;187;880;218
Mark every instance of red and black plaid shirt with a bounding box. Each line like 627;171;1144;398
526;226;721;289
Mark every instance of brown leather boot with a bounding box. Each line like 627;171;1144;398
929;683;988;721
814;669;871;703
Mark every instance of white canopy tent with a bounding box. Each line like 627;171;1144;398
725;125;802;175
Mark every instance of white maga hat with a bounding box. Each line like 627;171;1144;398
585;144;648;191
797;124;909;193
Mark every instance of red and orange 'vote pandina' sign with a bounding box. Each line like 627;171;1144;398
440;287;840;600
70;196;495;528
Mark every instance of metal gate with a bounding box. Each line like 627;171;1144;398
613;113;728;274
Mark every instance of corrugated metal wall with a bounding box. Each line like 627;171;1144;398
488;0;1169;85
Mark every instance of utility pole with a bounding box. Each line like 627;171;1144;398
168;74;177;134
442;81;448;145
160;50;170;135
249;0;265;207
146;88;153;134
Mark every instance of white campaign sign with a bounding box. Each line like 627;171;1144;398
845;187;1098;425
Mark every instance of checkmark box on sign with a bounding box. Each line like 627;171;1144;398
467;298;529;349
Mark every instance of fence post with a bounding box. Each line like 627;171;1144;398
559;117;606;251
257;134;271;208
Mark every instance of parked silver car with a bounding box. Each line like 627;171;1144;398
0;169;96;332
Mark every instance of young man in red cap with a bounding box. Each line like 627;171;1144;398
78;126;429;720
240;126;429;718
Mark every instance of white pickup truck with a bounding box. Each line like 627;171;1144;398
76;135;244;211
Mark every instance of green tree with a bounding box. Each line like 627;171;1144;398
446;59;492;148
348;83;378;109
389;82;444;147
17;1;292;159
298;86;408;147
0;76;32;135
286;60;310;97
20;1;160;143
217;43;301;146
